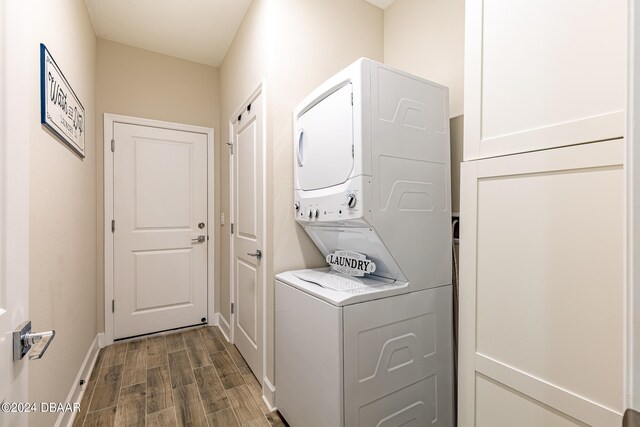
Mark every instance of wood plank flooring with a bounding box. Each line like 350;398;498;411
72;326;288;427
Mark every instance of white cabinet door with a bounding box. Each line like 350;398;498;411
464;0;627;160
459;139;625;426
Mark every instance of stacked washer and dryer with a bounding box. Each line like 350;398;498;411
275;58;454;427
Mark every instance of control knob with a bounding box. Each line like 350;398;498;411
313;209;320;218
308;210;313;219
294;201;300;211
346;193;357;208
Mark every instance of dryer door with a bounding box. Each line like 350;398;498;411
296;83;354;191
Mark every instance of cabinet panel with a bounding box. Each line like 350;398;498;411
477;161;623;409
459;140;625;426
343;287;454;427
476;375;588;427
464;0;626;160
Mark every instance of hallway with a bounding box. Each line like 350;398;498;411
71;326;287;427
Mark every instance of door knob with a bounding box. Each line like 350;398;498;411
13;321;56;361
247;249;262;260
191;235;206;243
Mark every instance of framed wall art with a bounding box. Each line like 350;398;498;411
40;43;85;158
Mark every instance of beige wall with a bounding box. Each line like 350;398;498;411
450;115;463;213
270;0;384;272
268;0;383;382
219;0;270;328
95;39;221;331
384;0;465;118
219;0;383;389
384;0;465;211
25;1;97;425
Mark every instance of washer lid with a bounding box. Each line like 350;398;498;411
276;268;408;307
303;226;407;282
296;83;354;191
293;269;384;291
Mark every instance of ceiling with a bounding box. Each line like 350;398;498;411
85;0;252;67
85;0;393;67
365;0;396;9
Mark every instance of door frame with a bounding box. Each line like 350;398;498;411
628;0;639;411
227;82;268;386
103;113;215;346
1;0;30;411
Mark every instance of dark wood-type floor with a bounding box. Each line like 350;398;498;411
72;326;288;427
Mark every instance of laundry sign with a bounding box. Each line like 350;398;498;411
40;43;85;158
326;250;376;277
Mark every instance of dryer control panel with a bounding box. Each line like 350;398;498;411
295;176;370;225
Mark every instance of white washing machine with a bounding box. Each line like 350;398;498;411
276;270;453;427
276;58;454;427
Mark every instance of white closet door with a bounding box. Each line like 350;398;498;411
459;139;625;426
464;0;626;160
231;92;264;383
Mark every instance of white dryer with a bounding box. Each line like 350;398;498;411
276;58;454;427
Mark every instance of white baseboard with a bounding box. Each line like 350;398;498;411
216;312;231;341
263;376;276;411
55;334;100;427
97;332;106;348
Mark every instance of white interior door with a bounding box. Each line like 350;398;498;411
1;0;30;423
113;123;208;339
232;92;264;382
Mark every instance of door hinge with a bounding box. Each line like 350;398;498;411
352;145;354;157
227;142;234;155
231;223;234;234
231;303;234;314
351;92;353;105
112;300;115;313
111;138;115;152
111;219;115;233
